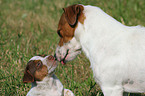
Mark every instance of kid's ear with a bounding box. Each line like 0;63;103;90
23;70;34;83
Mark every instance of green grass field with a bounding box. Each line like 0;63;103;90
0;0;145;96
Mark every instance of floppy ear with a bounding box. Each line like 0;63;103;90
63;4;83;26
23;70;34;83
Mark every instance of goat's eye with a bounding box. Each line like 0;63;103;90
57;30;63;37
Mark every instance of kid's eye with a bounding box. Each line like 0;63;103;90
37;62;41;67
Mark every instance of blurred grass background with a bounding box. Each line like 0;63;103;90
0;0;145;96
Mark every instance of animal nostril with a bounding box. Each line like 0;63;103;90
48;55;55;60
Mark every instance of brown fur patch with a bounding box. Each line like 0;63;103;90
23;60;48;83
57;4;85;47
77;5;86;24
23;70;34;83
34;65;48;81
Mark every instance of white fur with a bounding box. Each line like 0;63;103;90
27;74;64;96
56;5;145;96
55;37;81;62
76;5;145;96
27;56;75;96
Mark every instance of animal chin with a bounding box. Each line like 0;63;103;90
61;60;66;65
52;60;56;65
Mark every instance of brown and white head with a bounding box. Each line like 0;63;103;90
23;55;58;83
55;4;85;64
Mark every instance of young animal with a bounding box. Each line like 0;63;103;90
23;55;74;96
54;4;145;96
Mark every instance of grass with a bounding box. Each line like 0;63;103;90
0;0;145;96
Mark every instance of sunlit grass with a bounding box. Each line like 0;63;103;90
0;0;145;96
